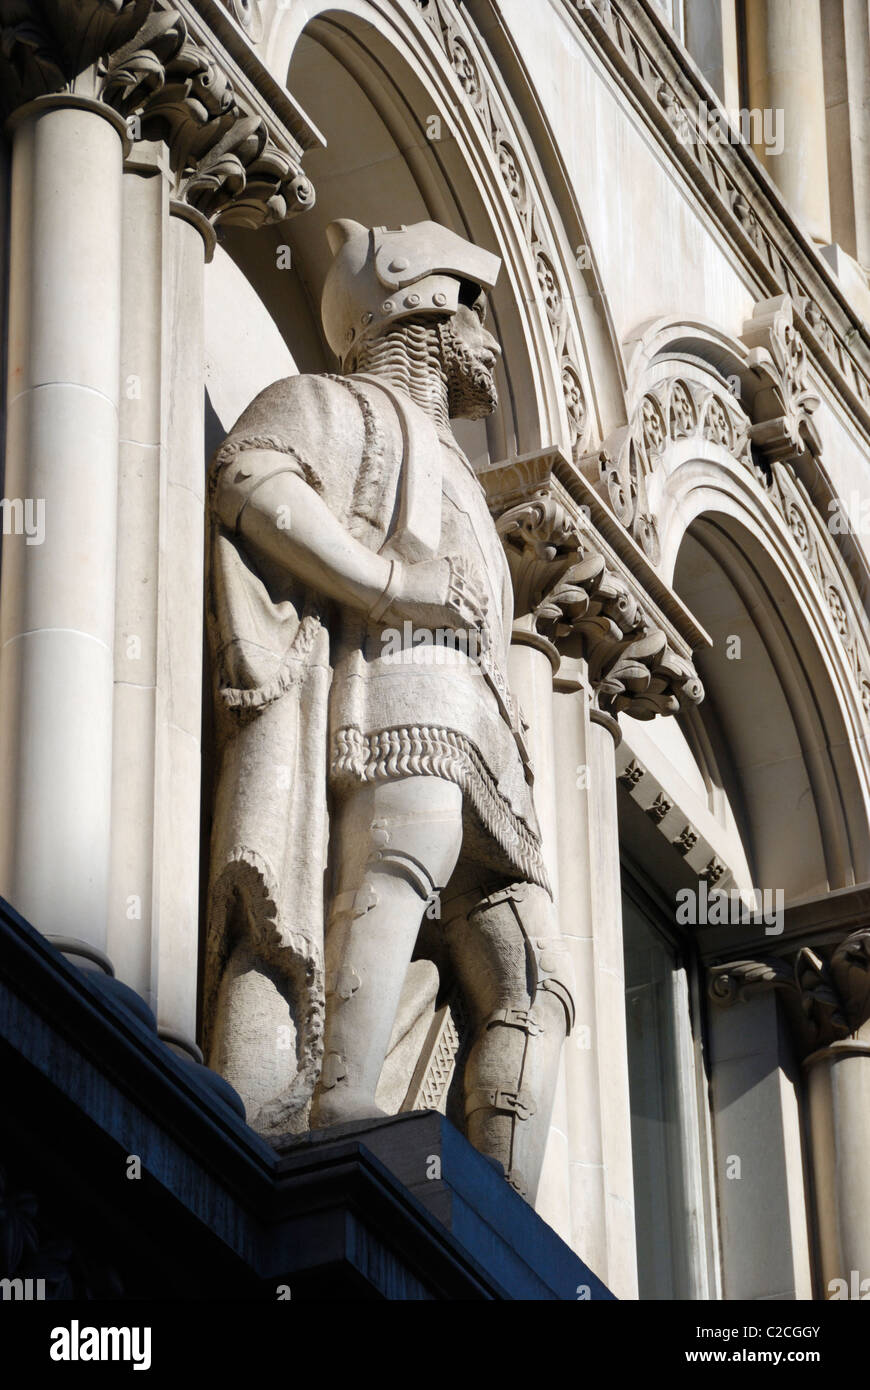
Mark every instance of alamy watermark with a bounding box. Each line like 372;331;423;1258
676;881;784;935
0;497;44;545
826;493;870;536
828;1270;870;1299
680;101;784;158
380;621;488;666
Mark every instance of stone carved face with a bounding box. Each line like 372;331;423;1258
439;293;501;421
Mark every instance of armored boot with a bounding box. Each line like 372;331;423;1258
445;880;575;1201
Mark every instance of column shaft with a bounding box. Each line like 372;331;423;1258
744;0;832;242
0;101;123;953
106;160;166;1002
552;682;609;1282
507;637;571;1243
151;209;207;1048
805;1040;870;1294
586;714;638;1299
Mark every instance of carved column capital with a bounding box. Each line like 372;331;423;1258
708;926;870;1056
487;454;704;722
0;0;318;231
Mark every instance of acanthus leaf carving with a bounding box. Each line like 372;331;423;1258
97;2;314;228
0;0;316;230
495;489;703;722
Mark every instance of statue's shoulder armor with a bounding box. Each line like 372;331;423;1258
214;372;401;475
210;372;403;530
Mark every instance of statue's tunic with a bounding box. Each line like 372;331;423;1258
204;371;546;1099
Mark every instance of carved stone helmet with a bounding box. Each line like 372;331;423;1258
321;218;501;366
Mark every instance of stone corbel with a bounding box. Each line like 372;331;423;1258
486;453;704;723
740;295;822;466
708;926;870;1057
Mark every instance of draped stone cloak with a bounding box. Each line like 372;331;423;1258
204;370;546;1119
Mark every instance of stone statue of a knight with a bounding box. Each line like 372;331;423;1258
204;218;576;1201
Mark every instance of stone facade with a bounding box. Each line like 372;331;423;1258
2;0;870;1302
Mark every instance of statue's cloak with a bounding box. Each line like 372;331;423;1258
203;372;406;1123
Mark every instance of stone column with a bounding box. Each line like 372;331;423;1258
805;1039;870;1295
549;658;639;1299
586;708;638;1300
150;204;213;1056
0;97;125;964
744;0;832;244
106;148;168;1004
801;930;870;1296
551;672;609;1285
684;0;740;113
709;926;870;1297
508;630;572;1245
821;0;870;267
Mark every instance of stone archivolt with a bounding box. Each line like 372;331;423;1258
413;0;591;463
587;297;870;728
0;0;316;229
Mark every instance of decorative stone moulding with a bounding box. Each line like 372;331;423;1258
565;0;870;446
481;448;705;722
0;0;322;230
583;298;870;729
412;0;593;464
587;296;821;558
708;927;870;1058
614;745;736;888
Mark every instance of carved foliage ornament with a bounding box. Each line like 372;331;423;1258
0;0;314;230
709;928;870;1054
594;374;754;565
497;495;703;721
99;4;313;227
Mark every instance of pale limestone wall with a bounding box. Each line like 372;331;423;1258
3;0;870;1302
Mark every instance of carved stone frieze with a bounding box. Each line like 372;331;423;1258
613;741;735;884
708;926;870;1055
588;372;754;563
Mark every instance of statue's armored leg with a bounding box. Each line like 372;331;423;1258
311;776;464;1128
445;881;575;1202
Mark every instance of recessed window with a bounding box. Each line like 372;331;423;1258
623;873;717;1298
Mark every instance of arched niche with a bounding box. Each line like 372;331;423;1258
206;0;631;476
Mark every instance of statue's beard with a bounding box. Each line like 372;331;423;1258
438;321;498;420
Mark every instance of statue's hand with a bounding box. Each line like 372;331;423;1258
384;555;488;633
